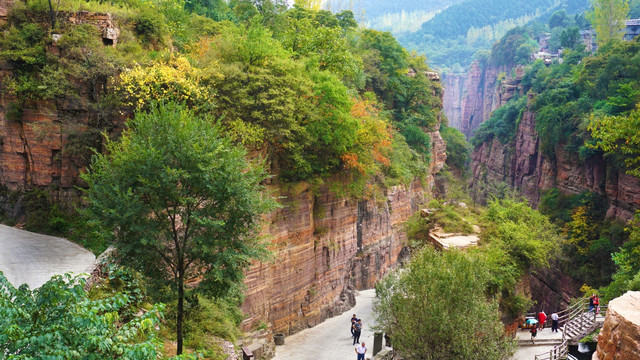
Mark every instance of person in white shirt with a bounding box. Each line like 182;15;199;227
355;342;367;360
551;312;559;332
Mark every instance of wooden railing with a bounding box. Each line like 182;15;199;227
533;298;606;360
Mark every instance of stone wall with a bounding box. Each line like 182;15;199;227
593;291;640;360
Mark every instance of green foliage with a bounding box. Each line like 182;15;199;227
0;272;163;358
383;132;429;186
183;295;242;344
599;213;640;301
482;198;561;270
588;0;630;47
589;106;640;177
133;6;169;48
373;247;516;360
427;199;476;234
440;125;471;172
471;95;527;147
404;211;432;248
490;27;537;66
397;0;589;70
81;102;277;354
538;189;624;287
0;22;47;68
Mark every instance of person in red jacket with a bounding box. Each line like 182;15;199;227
538;311;547;330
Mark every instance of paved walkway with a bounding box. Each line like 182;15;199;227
512;327;564;360
0;225;95;289
272;289;381;360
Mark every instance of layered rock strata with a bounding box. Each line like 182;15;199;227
241;181;427;333
593;291;640;360
471;106;640;221
0;0;449;335
242;131;447;333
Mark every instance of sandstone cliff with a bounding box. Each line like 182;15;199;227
242;127;447;334
593;291;640;360
442;61;513;137
471;105;640;221
0;6;448;336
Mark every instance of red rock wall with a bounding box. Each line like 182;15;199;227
0;97;93;205
593;291;640;360
471;106;640;221
442;62;511;137
242;127;446;334
241;180;428;334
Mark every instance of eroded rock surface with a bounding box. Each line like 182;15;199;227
593;291;640;360
242;181;428;334
471;107;640;221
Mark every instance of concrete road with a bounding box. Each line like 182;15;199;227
0;225;95;289
272;289;380;360
271;287;560;360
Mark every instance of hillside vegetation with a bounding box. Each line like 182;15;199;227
470;5;640;303
0;0;444;357
398;0;589;71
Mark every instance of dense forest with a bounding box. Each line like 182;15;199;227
399;0;589;71
3;0;640;359
471;2;640;306
0;0;448;357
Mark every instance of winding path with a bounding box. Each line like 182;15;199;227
272;289;379;360
0;224;95;289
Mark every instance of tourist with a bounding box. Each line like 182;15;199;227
355;342;367;360
589;294;596;312
594;295;600;314
350;314;357;338
551;312;559;332
530;323;538;344
538;311;547;330
353;319;363;345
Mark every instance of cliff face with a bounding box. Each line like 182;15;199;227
241;181;426;333
442;62;510;137
594;291;640;360
242;126;447;334
471;105;640;221
0;9;448;336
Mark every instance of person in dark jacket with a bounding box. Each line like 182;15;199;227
350;314;357;337
530;323;538;344
352;319;363;345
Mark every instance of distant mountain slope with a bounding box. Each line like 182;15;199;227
326;0;464;20
398;0;589;70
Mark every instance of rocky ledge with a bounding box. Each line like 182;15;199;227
593;291;640;360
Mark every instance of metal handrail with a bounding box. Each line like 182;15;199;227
533;298;606;360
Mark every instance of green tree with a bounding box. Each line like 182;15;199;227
440;125;471;172
0;272;163;359
81;103;276;355
373;247;516;360
588;0;630;47
588;107;640;177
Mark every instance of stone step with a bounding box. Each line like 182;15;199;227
518;339;563;347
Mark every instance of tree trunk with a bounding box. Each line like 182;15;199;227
177;269;184;355
47;0;56;30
